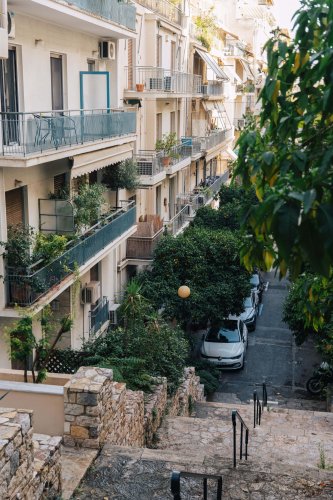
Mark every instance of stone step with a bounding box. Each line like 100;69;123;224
72;444;333;499
156;413;333;473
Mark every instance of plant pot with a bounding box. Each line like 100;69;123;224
162;156;171;167
136;83;144;92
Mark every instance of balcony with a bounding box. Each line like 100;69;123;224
166;205;192;236
0;108;136;158
201;129;231;152
135;0;183;25
125;67;202;95
6;201;136;307
202;81;225;98
234;118;245;130
126;215;164;261
89;297;110;337
11;0;136;37
134;150;166;185
176;171;230;213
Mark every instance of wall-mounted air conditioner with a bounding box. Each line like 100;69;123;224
81;281;101;304
99;41;116;60
109;303;120;325
8;12;15;39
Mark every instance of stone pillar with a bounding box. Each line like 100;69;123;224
63;366;114;449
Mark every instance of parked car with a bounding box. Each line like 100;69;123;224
237;293;258;331
201;318;248;370
250;272;265;303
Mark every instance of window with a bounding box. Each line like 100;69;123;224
156;35;162;67
156;113;162;141
50;54;64;110
170;111;176;134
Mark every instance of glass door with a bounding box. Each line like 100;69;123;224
50;55;64;111
0;47;19;144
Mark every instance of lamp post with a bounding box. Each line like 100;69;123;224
178;285;190;334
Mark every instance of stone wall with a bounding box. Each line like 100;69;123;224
63;366;205;450
169;367;205;417
0;408;62;499
144;378;168;447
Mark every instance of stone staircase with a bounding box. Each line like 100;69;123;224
73;399;333;499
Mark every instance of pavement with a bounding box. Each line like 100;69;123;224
196;271;326;410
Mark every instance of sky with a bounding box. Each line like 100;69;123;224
273;0;302;30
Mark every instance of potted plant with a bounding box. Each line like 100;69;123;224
155;132;178;167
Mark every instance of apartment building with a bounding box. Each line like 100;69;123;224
0;0;139;367
0;0;275;369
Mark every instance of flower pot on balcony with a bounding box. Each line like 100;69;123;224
136;83;145;92
162;156;171;167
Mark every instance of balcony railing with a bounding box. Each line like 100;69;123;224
201;129;230;151
134;150;164;177
6;201;136;307
0;108;136;156
166;205;192;235
56;0;136;31
89;297;110;337
126;215;164;260
176;171;230;211
202;81;225;96
125;67;202;94
135;0;182;25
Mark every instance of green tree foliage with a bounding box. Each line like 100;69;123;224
234;0;333;278
283;272;333;361
1;224;34;268
73;183;106;229
103;159;139;206
140;227;250;327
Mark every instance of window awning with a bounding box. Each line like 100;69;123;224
195;49;229;81
240;59;255;81
202;101;231;131
221;147;238;161
220;63;242;84
71;143;134;178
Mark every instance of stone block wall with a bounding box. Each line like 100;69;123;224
144;378;168;447
0;408;61;499
169;367;205;417
64;366;205;450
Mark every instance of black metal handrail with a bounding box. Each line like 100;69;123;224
232;410;249;468
254;382;267;428
171;470;222;500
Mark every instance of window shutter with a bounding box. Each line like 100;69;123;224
5;188;24;226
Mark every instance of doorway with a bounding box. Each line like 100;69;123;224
0;47;19;144
50;55;64;111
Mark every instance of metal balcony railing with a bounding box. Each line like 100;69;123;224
56;0;136;31
202;81;225;96
176;171;230;212
89;297;110;337
6;201;136;307
166;205;192;236
125;67;202;94
134;150;164;177
126;215;164;260
201;129;229;151
0;108;136;156
135;0;182;25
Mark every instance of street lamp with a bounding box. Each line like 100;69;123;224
178;285;190;299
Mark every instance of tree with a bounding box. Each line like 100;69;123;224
103;158;139;206
140;227;250;327
234;0;333;278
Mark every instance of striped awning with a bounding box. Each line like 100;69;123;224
195;49;229;81
71;143;134;178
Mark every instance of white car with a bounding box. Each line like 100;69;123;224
237;293;258;331
201;318;248;370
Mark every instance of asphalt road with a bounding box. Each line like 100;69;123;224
211;271;325;409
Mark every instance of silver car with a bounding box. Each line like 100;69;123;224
201;318;248;370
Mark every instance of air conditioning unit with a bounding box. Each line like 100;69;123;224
8;12;15;39
109;303;120;325
99;41;116;60
81;281;101;304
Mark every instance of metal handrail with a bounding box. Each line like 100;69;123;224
232;410;249;468
171;470;222;500
254;382;267;428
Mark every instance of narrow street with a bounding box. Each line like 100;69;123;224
211;271;326;410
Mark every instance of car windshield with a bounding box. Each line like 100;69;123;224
206;321;240;343
244;296;253;308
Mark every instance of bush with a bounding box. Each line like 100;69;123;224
190;360;220;395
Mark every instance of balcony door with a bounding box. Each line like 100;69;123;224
5;187;25;226
50;55;64;111
0;47;19;144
